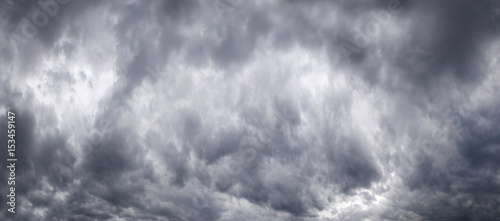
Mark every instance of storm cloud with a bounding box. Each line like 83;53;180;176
1;0;500;220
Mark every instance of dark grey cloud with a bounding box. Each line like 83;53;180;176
1;0;500;220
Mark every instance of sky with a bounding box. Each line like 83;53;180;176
0;0;500;220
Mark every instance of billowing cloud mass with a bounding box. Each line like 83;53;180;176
1;0;500;220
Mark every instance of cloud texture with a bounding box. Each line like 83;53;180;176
1;0;500;220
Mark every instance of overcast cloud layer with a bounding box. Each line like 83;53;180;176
1;0;500;220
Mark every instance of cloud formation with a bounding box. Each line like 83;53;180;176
1;0;499;220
